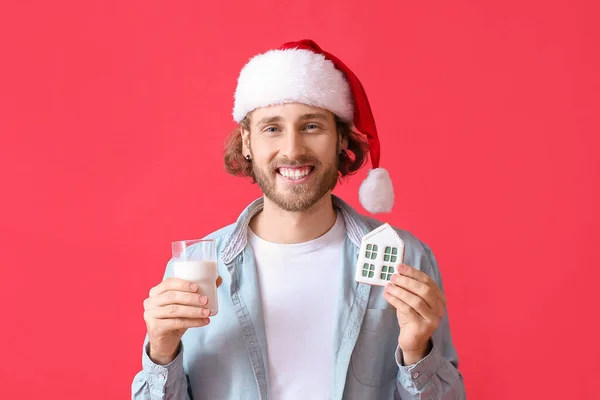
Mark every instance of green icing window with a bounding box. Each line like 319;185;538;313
365;244;378;260
383;246;399;263
362;263;375;278
380;265;395;281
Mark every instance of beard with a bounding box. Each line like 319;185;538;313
252;153;340;213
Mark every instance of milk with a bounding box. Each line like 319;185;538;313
173;260;218;316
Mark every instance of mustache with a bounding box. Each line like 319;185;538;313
270;156;321;169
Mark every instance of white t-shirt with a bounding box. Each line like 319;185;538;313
248;211;346;400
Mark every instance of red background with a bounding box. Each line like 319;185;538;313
1;1;599;399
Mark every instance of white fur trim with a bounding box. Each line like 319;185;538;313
233;48;354;123
358;168;394;213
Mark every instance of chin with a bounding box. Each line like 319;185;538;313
265;191;316;213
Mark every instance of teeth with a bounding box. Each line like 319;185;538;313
279;167;311;179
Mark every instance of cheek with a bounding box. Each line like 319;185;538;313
251;146;277;166
314;141;339;163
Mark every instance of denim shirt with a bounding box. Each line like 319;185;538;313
131;195;466;400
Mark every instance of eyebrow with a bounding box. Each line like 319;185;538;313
257;116;283;126
256;113;329;126
298;113;329;121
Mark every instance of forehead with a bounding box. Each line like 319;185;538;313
250;102;334;123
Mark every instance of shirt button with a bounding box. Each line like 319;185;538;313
413;372;419;379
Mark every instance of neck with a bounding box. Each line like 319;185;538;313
249;194;338;244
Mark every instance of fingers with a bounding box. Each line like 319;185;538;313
149;276;224;297
383;291;421;322
150;317;211;331
396;263;431;285
149;277;200;297
390;273;437;310
395;264;447;307
145;290;208;310
385;283;432;320
168;318;210;330
386;264;446;319
146;304;211;320
144;276;221;342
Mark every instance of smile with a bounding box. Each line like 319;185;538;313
277;166;314;180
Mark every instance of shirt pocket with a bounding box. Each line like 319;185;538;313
350;308;400;387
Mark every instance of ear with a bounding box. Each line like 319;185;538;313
240;126;251;157
340;136;348;151
338;131;348;152
335;116;349;152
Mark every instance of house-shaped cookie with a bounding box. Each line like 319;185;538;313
355;223;405;286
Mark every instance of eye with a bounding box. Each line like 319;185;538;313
304;123;320;131
264;126;280;133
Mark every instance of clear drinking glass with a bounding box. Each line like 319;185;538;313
171;239;218;316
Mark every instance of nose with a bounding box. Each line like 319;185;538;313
280;128;306;160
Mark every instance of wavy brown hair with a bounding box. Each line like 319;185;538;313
223;115;369;183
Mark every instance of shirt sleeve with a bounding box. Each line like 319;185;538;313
394;243;466;399
395;340;465;399
131;339;191;400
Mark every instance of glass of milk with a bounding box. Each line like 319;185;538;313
171;239;219;316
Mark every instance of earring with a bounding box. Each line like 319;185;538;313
245;154;251;161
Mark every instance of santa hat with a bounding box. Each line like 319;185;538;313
233;39;394;214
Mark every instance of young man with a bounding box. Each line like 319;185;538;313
132;40;465;399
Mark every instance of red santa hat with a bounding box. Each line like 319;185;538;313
233;39;394;214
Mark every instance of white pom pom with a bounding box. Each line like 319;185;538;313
358;168;394;213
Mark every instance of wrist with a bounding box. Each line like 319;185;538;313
149;342;180;365
401;339;432;366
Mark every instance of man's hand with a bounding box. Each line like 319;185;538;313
144;276;223;365
383;263;446;366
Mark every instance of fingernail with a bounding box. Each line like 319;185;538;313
190;283;199;291
202;308;211;317
199;296;208;305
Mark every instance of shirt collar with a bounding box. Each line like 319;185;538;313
221;195;371;265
